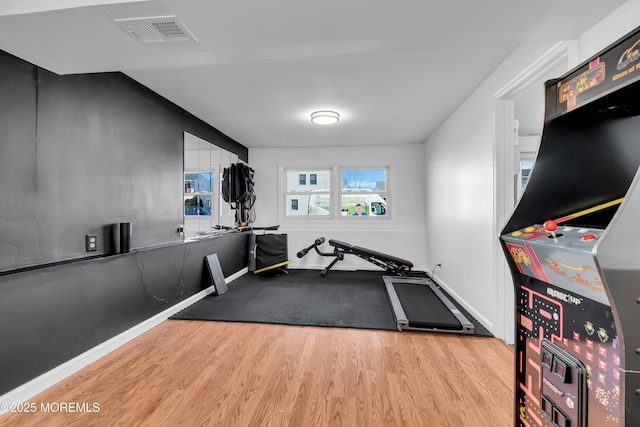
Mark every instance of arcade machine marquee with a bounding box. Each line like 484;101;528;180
500;27;640;427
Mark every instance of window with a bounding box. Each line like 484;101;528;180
284;169;331;216
283;166;389;219
183;132;236;238
520;161;534;192
184;172;214;217
341;168;388;217
518;150;536;198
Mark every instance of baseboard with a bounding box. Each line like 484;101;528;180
0;267;248;414
430;272;494;333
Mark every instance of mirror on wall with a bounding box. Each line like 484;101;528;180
183;132;238;239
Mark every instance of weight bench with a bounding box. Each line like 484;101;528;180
297;237;413;277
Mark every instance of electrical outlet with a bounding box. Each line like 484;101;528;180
85;234;97;252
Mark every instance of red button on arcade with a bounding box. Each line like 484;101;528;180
580;234;598;241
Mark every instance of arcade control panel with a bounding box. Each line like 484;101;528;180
502;219;622;426
502;220;607;305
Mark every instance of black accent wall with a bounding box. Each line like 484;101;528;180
0;49;248;272
0;232;249;395
0;50;250;396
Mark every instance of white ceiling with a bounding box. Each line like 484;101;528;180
0;0;628;149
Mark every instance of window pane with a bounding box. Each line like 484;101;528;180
343;200;369;216
198;172;213;193
184;172;213;193
184;196;212;216
185;175;197;193
199;195;212;215
286;194;330;216
521;161;534;191
310;174;317;185
286;170;330;191
341;194;387;216
341;169;386;191
341;168;388;216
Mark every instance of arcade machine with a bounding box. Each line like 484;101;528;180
500;27;640;426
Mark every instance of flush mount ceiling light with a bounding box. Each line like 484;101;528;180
311;110;340;125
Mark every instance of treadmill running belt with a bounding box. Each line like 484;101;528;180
392;282;461;330
383;276;474;334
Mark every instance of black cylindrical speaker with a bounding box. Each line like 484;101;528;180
247;233;257;272
111;223;120;254
119;222;132;253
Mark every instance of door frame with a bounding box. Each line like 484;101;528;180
492;41;571;344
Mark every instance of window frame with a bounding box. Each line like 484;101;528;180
183;168;219;236
280;165;390;221
339;167;389;219
283;167;332;218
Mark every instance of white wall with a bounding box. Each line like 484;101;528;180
423;3;638;342
424;42;559;340
249;143;427;272
247;3;638;344
574;1;640;66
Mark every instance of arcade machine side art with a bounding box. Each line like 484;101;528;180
500;26;640;427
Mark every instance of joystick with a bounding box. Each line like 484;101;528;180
543;219;561;240
543;220;558;232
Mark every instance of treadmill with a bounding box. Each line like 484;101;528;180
383;276;474;334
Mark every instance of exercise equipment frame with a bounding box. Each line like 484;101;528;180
297;237;413;277
383;276;474;334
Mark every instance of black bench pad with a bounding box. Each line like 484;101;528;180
328;239;413;268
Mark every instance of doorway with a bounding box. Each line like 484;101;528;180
493;42;570;344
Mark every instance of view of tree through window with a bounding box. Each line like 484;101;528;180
341;168;387;216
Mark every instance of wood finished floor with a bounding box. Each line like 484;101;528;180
1;320;514;426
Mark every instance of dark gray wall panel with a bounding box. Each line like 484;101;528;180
0;48;251;396
0;232;248;395
35;70;185;260
0;52;38;270
1;49;248;272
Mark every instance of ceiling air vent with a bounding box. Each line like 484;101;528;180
115;15;197;44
